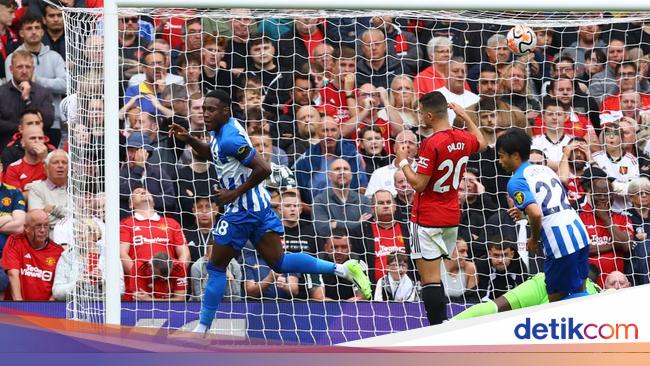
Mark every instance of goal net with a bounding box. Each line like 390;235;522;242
60;5;650;344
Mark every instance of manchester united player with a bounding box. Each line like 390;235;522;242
395;91;487;325
130;252;187;301
1;209;63;300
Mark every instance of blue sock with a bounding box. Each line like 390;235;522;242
199;263;227;327
275;252;336;274
563;291;589;300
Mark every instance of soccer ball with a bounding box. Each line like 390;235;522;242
506;25;537;55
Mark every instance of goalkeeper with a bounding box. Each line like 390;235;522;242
453;273;600;320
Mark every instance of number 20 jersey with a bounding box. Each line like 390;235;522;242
411;129;480;227
508;161;590;259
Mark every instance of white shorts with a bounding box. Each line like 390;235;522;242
409;223;458;260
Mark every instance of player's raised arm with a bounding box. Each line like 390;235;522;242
449;102;488;153
168;123;212;161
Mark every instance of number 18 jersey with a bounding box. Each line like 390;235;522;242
508;161;590;259
411;129;479;227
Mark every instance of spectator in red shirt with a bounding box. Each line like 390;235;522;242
360;189;410;283
128;251;187;301
1;107;55;168
119;185;190;278
579;178;633;287
413;36;452;98
1;209;62;300
3;124;47;191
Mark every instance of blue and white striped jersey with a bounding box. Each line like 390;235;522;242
209;118;272;215
507;161;590;259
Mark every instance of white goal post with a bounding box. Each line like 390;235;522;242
100;0;650;327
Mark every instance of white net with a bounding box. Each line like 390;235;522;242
59;6;650;344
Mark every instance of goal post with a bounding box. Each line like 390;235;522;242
66;0;650;338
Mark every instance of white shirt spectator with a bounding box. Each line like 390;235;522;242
365;162;398;198
128;73;184;87
593;150;639;211
531;134;573;163
437;86;480;125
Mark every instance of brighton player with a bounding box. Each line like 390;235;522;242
452;273;600;320
169;89;372;334
395;92;487;325
496;128;590;303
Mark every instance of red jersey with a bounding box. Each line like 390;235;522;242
579;204;633;287
371;223;407;282
125;260;187;300
320;82;351;122
564;175;585;204
352;117;394;155
411;129;480;227
1;234;63;300
119;212;187;270
531;113;592;139
4;159;46;191
601;93;650;114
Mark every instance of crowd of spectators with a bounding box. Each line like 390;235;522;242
1;2;649;305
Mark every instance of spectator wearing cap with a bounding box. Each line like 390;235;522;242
592;122;639;211
3;124;47;192
458;167;498;243
1;108;55;168
25;149;68;236
475;234;526;301
578;178;633;288
119;132;177;216
625;177;650;286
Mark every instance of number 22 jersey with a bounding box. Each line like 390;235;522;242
508;161;590;259
411;129;480;227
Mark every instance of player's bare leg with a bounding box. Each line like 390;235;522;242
193;244;239;335
256;232;372;299
415;257;448;325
